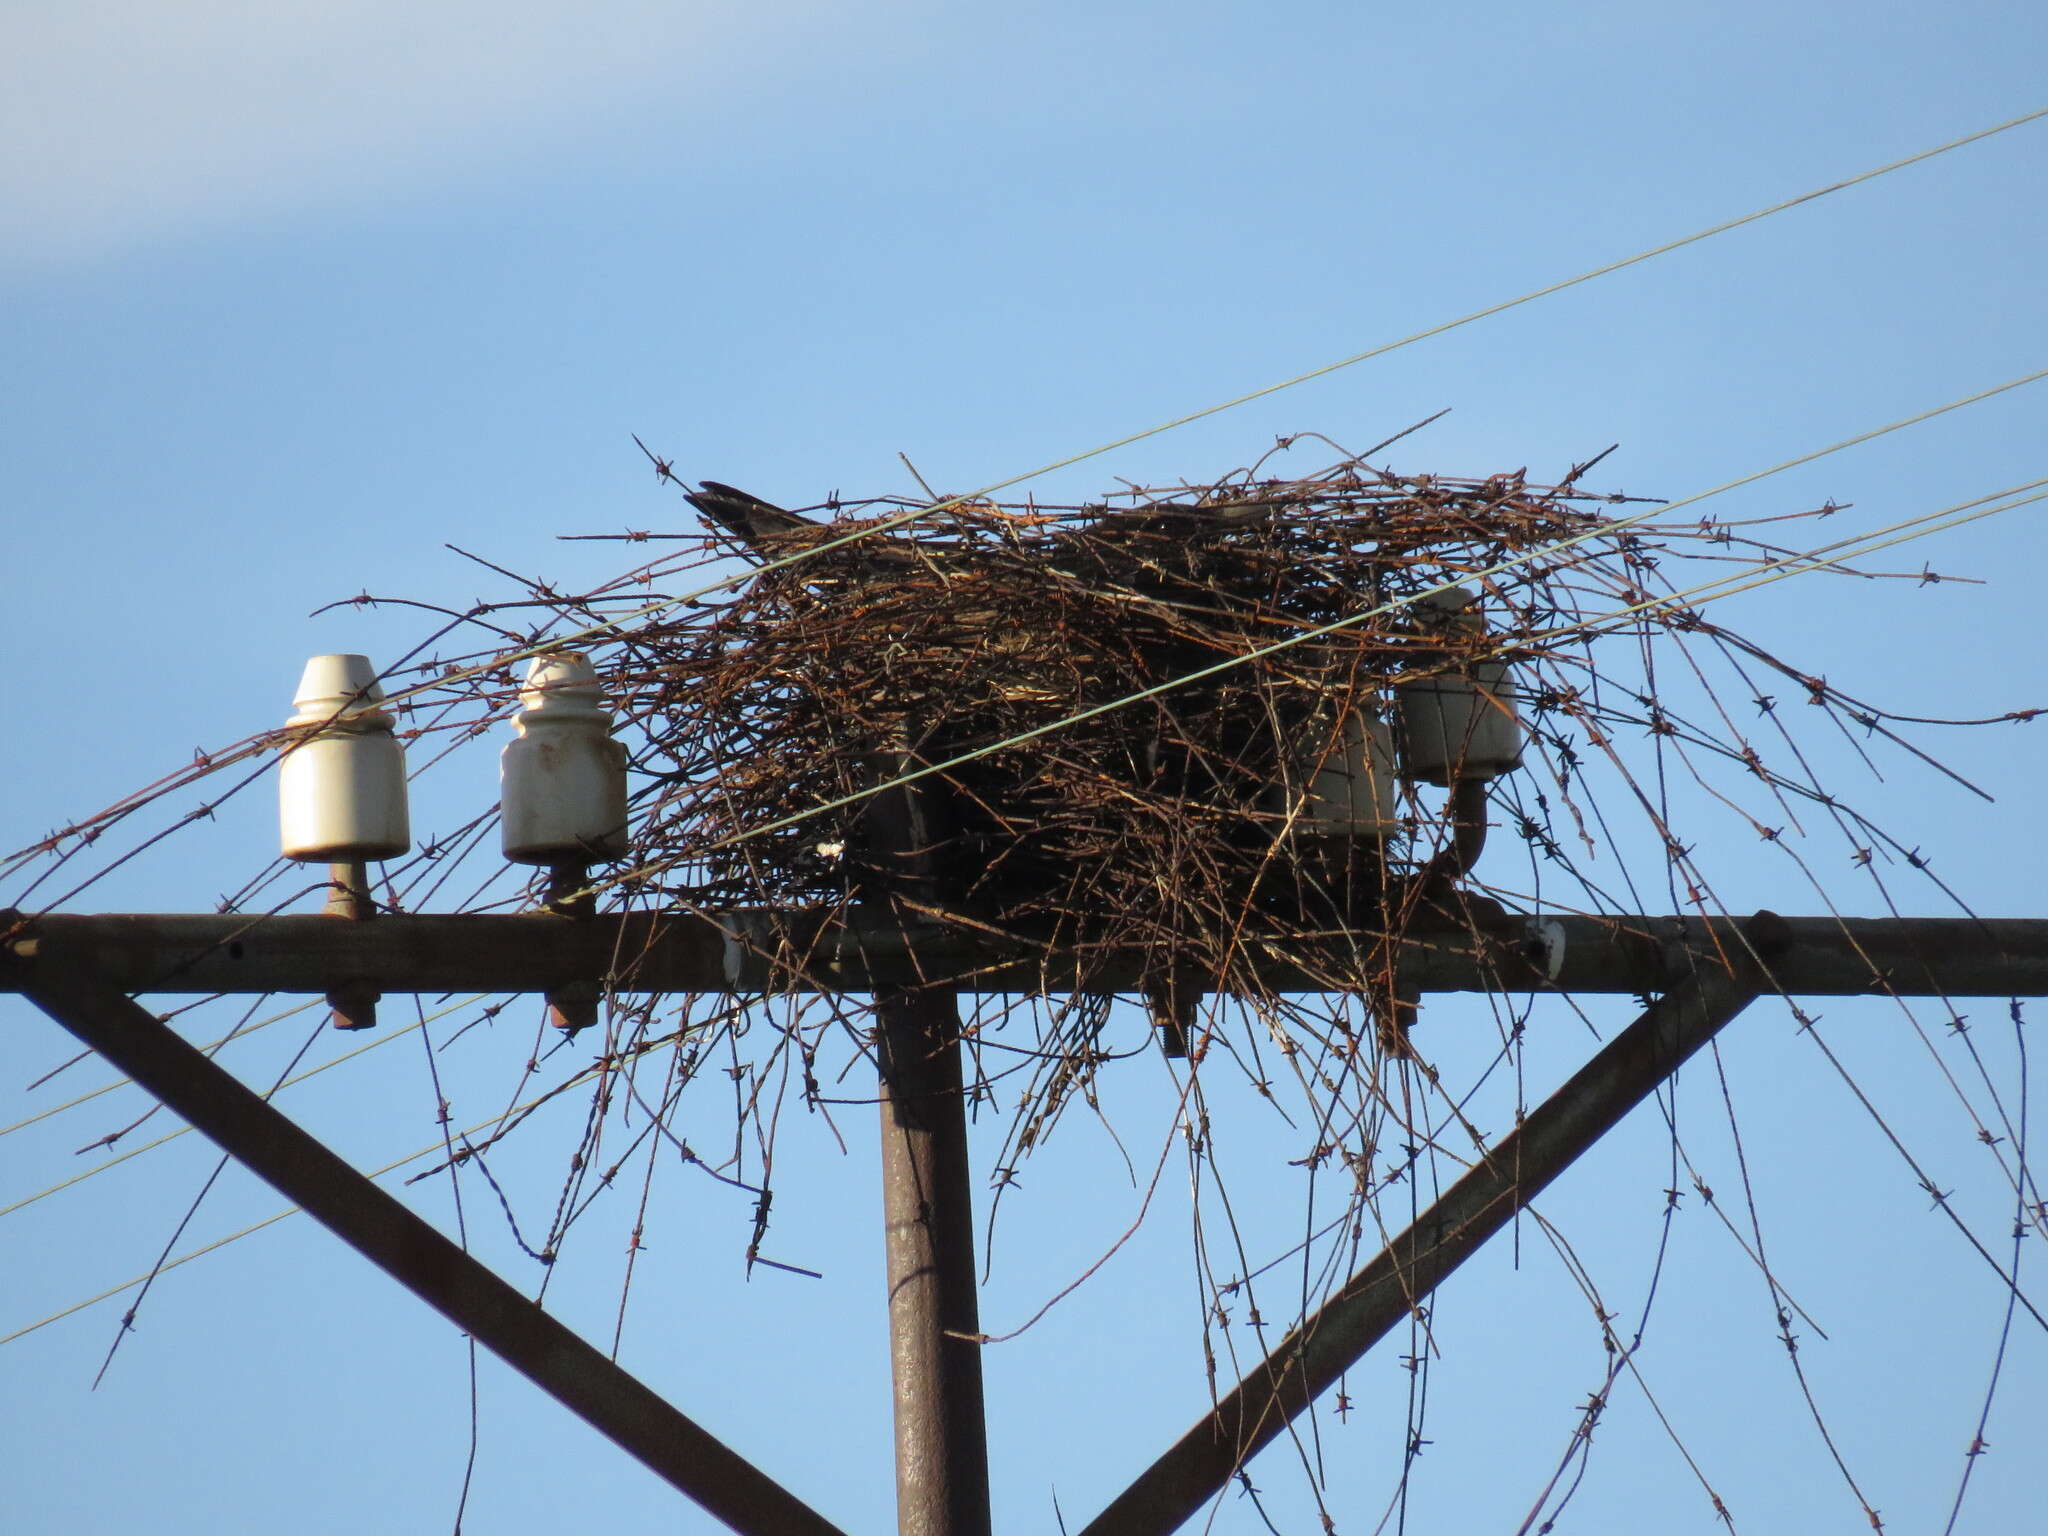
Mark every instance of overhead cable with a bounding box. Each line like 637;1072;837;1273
359;105;2048;714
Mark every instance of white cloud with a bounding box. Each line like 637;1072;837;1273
0;0;824;269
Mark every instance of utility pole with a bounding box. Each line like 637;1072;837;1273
867;766;992;1536
10;442;2042;1536
876;983;991;1536
9;904;2048;1536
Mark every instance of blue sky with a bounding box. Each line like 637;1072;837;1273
4;3;2046;1533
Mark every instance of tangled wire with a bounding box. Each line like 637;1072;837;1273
7;436;2038;1534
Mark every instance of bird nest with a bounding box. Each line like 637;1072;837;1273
610;460;1668;1042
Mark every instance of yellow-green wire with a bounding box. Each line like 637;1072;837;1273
0;996;324;1142
1579;482;2048;632
0;1057;614;1348
0;995;494;1220
359;105;2048;714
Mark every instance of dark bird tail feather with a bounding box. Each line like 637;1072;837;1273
684;481;820;557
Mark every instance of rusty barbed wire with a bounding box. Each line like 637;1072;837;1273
6;441;2043;1531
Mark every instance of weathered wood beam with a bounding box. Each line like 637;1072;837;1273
7;908;2048;998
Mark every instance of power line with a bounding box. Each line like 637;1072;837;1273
0;996;322;1142
10;107;2040;893
0;997;489;1220
352;105;2048;717
0;1056;614;1349
1578;479;2048;632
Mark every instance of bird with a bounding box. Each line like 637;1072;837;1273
684;481;935;583
683;481;827;561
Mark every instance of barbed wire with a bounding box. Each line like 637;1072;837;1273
9;427;2045;1527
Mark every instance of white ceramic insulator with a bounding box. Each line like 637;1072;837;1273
1394;585;1525;785
1397;659;1525;785
501;652;630;864
279;654;412;861
1271;710;1399;838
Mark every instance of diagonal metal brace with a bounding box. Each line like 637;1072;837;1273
1080;910;1790;1536
9;958;850;1536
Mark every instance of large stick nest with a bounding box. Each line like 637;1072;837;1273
620;462;1648;1017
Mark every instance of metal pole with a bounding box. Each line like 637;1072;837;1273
877;987;992;1536
866;764;993;1536
8;959;850;1536
1079;911;1788;1536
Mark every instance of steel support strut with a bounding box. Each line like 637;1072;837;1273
8;961;849;1536
1078;910;1789;1536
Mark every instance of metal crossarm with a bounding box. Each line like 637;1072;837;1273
8;908;2048;997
